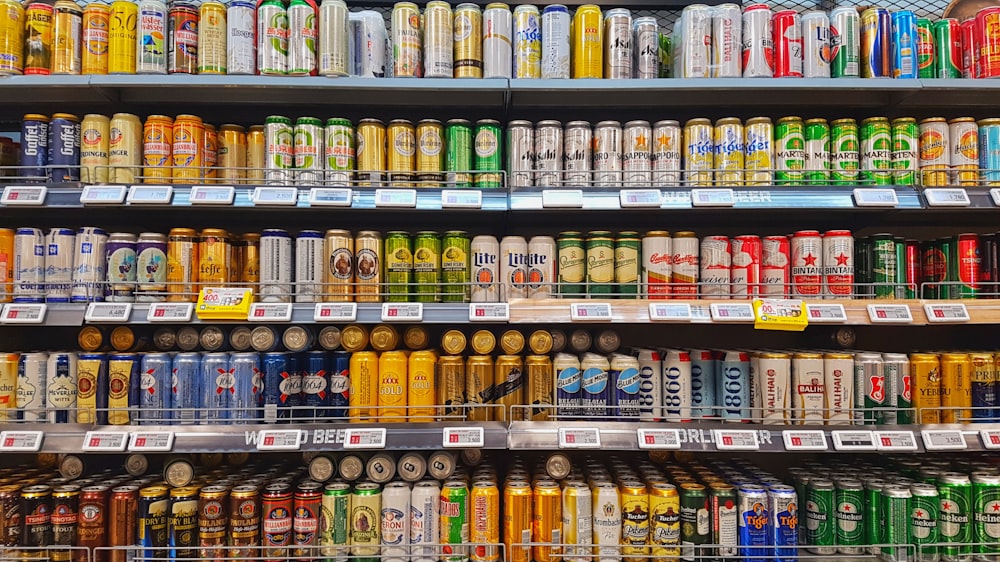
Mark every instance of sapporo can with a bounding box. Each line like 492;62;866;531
774;116;805;185
108;0;137;73
861;116;892;185
24;2;54;74
82;1;109;74
652;119;681;186
53;0;82;74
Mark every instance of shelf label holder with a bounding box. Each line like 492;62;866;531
314;303;358;322
443;427;485;448
343;428;387;449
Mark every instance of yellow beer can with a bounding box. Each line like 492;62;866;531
911;353;942;424
408;350;437;422
81;1;109;74
107;0;137;73
940;352;972;423
348;350;378;422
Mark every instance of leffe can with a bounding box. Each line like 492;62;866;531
513;5;540;77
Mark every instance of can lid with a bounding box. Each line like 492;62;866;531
77;326;104;351
59;456;85;480
318;326;342;350
125;453;148;477
404;325;429;350
461;448;483;466
441;329;467;355
545;453;572;480
500;330;525;355
569;329;592;353
110;326;135;351
528;330;553;355
471;330;496;355
549;329;566;353
370;325;399;351
594;329;620;354
308;456;336;482
282;326;312;352
229;326;252;351
164;459;195;487
341;325;370;352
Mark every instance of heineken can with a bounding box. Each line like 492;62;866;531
442;231;470;302
835;479;864;554
321;482;350;562
831;118;860;185
805;478;835;554
881;485;912;562
972;472;1000;562
940;472;972;562
384;232;412;303
861;117;892;185
474;119;503;188
805;118;831;185
865;479;885;554
775;116;805;185
831;6;860;77
911;483;939;562
891;117;919;186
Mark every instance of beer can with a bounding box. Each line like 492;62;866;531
603;8;631;78
20;114;49;181
791;353;824;424
294;116;324;185
634;16;659;78
861;7;891;78
80;114;110;184
741;4;772;77
623;120;652;187
81;1;109;74
507;120;533;188
534;120;562;187
357;118;386;186
423;1;453;78
711;4;740;78
571;3;601;78
483;2;512;78
941;353;972;423
260;229;293;302
593;120;622;187
24;2;53;74
772;10;802;77
390;1;421;77
168;1;197;73
228;485;260;559
949;117;978;186
831;6;860;77
416;119;444;186
257;0;288;75
499;235;527;300
324;118;355;186
261;483;293;560
446;118;473;186
531;481;560;562
891;10;918;78
43;227;74;303
52;0;81;75
387;119;416;186
513;4;540;78
541;4;569;78
675;5;710;77
315;0;348;76
468;481;500;562
45;113;80;183
891;117;919;186
287;0;316;75
586;231;614;296
108;0;137;73
920;117;950;187
683;117;712;186
802;10;831;78
651;119;681;186
12;227;43;303
525;235;554;299
349;10;388;78
136;0;167;74
227;0;256;75
934;18;961;78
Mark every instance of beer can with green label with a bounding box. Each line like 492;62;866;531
910;483;939;562
558;231;586;298
972;472;1000;560
880;485;911;562
872;234;897;299
586;231;615;296
442;231;471;302
413;231;441;303
350;482;381;562
806;478;836;554
775;116;805;185
474;119;503;188
615;232;640;298
891;117;919;186
321;482;350;561
939;472;972;561
831;118;860;185
805;118;831;185
861;117;892;185
384;232;412;303
440;481;469;562
864;479;885;554
917;18;935;78
446;119;473;187
835;479;865;554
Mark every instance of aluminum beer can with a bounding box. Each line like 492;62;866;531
227;1;256;75
454;3;483;78
571;4;601;78
410;480;439;562
593;481;622;561
791;230;822;297
791;353;824;424
201;352;231;424
483;2;512;78
772;10;802;77
683;118;713;186
108;0;137;73
171;352;201;424
470;235;500;303
672;232;699;297
257;0;288;75
422;1;452;78
675;4;710;77
891;10;918;78
758;353;791;424
46;352;77;424
711;4;741;78
823;229;854;298
823;353;854;425
138;353;170;425
81;1;108;74
167;1;197;74
721;351;751;421
513;4;540;78
107;352;139;425
287;0;316;75
861;7;891;78
919;117;950;186
71;226;108;303
380;482;410;562
737;484;769;561
541;5;570;78
594;120;622;187
623;120;652;187
500;235;527;300
610;353;640;418
391;2;422;77
109;112;143;183
264;115;293;185
701;235;731;299
136;0;167;74
506;120;533;188
106;232;138;302
295;230;324;303
603;8;631;78
16;352;47;421
316;0;348;76
802;10;831;78
662;349;692;422
322;230;351;303
652;120;681;186
949;117;978;186
642;231;671;298
20;114;49;181
44;228;75;302
761;235;789;297
260;229;293;302
535;120;563;187
804;117;830;185
48;113;80;182
350;10;387;77
742;4;773;77
563;481;593;562
634;16;659;78
714;117;744;187
554;353;582;418
294;117;324;185
80;113;110;183
690;350;716;418
831;6;860;77
527;235;556;299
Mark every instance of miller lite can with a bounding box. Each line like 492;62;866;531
471;235;500;303
801;10;831;78
499;236;527;300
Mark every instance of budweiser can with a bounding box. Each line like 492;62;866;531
651;120;681;186
822;230;854;299
622;120;652;187
593;121;622;187
711;3;741;77
564;121;592;187
700;236;731;299
675;4;711;77
671;232;699;297
791;230;822;297
761;235;790;297
730;234;761;299
506;120;533;188
535;120;563;188
642;231;671;299
742;4;774;77
802;10;831;78
772;10;803;77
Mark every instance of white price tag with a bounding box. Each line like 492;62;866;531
375;188;417;208
0;431;43;452
782;430;828;451
710;303;755;322
991;188;1000;207
1;304;47;324
619;189;663;208
570;303;613;321
806;303;848;323
248;303;293;322
637;428;681;450
925;188;971;207
147;303;194;322
541;189;584;208
79;185;127;205
308;187;353;207
85;302;132;323
690;305;712;322
1;185;46;205
921;430;967;451
189;185;235;205
867;304;913;323
648;302;692;321
443;427;485;448
874;430;919;451
82;431;129;452
853;188;899;207
127;185;173;204
831;430;876;451
128;431;174;452
981;430;1000;450
924;303;970;323
713;429;760;451
252;186;298;206
441;189;483;209
469;303;510;322
343;428;387;449
256;429;304;451
558;427;601;449
381;302;423;322
314;303;357;322
691;188;736;207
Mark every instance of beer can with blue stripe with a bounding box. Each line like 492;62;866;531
580;352;610;418
48;113;80;181
971;353;996;422
610;353;640;418
768;484;798;561
20;114;49;181
14;227;44;303
329;350;350;418
720;351;750;421
554;352;581;418
861;8;891;78
978;118;1000;185
302;350;329;419
738;484;770;562
231;352;260;423
202;352;232;424
71;226;108;303
890;10;918;78
139;352;171;425
44;228;75;303
690;350;717;419
262;351;289;423
46;352;77;423
172;352;201;424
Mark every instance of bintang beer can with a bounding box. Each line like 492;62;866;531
822;230;853;298
791;230;822;297
742;4;774;78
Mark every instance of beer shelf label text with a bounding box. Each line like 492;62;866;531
924;303;970;323
85;303;132;323
867;304;913;323
648;303;692;321
441;190;483;209
691;188;736;207
874;430;918;451
189;185;235;205
1;186;47;206
619;189;663;208
806;303;848;323
558;427;601;449
382;303;423;322
570;303;613;321
129;431;174;452
637;428;682;450
248;303;293;322
252;187;298;206
0;431;43;452
80;185;127;205
782;430;828;451
147;303;194;322
127;185;173;204
443;427;485;448
343;428;387;449
541;189;584;208
256;429;304;451
709;303;754;322
924;188;971;207
470;303;509;322
375;189;417;208
921;430;967;451
314;303;358;322
713;430;760;451
308;188;353;207
1;304;47;324
853;188;899;207
82;431;128;452
832;430;877;451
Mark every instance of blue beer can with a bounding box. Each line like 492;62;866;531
45;228;75;303
738;484;771;562
979;120;1000;185
20;114;49;181
138;486;169;559
45;352;77;424
139;352;172;425
691;350;718;418
77;353;108;425
329;351;350;418
231;352;261;423
890;10;918;78
861;7;891;78
302;351;329;420
720;351;751;421
262;351;288;423
768;484;799;562
609;353;641;418
580;353;610;418
972;353;997;421
172;352;201;424
47;113;81;182
202;352;232;424
554;353;582;418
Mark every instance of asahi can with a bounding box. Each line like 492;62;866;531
603;8;631;78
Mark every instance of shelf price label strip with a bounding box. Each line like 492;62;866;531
570;303;612;321
147;303;194;322
921;429;966;451
558;427;601;449
82;431;129;452
127;185;173;204
874;430;918;451
1;185;47;206
80;185;127;205
129;431;174;452
1;304;47;324
469;303;509;322
443;427;485;448
0;431;43;452
85;303;132;323
343;428;387;450
637;428;681;450
714;429;760;451
831;430;876;451
314;303;358;322
256;429;305;451
782;430;828;451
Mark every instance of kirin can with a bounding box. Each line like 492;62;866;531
772;10;802;77
861;7;891;78
711;4;741;78
831;6;860;77
802;10;831;78
741;4;773;77
891;10;918;78
484;2;512;78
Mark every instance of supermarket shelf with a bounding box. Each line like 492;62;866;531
907;79;1000;108
18;421;507;453
507;420;995;452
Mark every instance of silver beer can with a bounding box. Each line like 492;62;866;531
741;4;774;77
711;3;741;77
483;3;513;78
802;10;831;78
622;120;652;187
318;0;350;76
507;120;534;188
651;120;681;186
534;120;563;188
633;16;659;79
564;121;592;187
423;1;453;78
350;11;388;77
45;228;75;303
227;1;257;75
674;4;711;78
603;8;632;78
593;120;622;187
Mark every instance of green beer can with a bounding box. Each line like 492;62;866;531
972;472;1000;560
558;232;586;298
891;117;919;186
806;478;836;554
441;231;471;302
679;482;710;556
861;117;892;185
614;232;640;299
586;231;615;296
775;116;806;186
881;485;912;562
321;482;351;560
871;234;897;299
917;18;936;78
440;480;469;562
658;32;673;77
805;118;831;185
942;237;959;300
831;118;861;185
855;236;872;298
895;237;907;299
911;483;940;561
864;479;886;555
384;231;413;302
413;231;441;303
939;472;973;561
934;19;962;79
350;482;381;562
473;119;503;188
446;119;473;187
835;479;865;554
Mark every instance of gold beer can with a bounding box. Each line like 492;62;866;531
81;113;110;183
109;112;142;183
340;324;369;353
466;355;494;422
24;1;54;74
354;231;382;302
356;118;386;187
951;117;979;186
408;350;437;422
441;329;467;355
369;324;399;352
454;3;483;78
52;0;82;74
525;355;552;421
171;115;204;183
503;481;532;562
0;353;16;422
940;352;972;423
438;355;466;418
387;119;416;187
470;481;500;561
0;0;25;75
196;1;226;74
218;124;248;184
324;229;354;302
166;228;199;302
238;233;260;290
416;119;445;186
911;353;942;424
203;123;218;181
378;350;407;422
531;480;562;562
246;125;265;184
348;350;378;422
649;482;681;560
621;480;650;556
493;354;523;421
142;115;173;184
107;0;137;74
81;1;109;74
198;229;230;287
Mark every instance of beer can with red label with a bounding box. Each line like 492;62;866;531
741;4;773;77
959;233;981;299
761;235;789;298
772;10;803;77
642;231;671;300
731;235;761;300
791;230;822;297
700;236;731;299
976;7;1000;78
961;18;977;78
822;230;853;299
671;232;699;298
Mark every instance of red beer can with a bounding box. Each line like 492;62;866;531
731;235;762;299
762;235;790;297
959;233;981;296
905;239;921;298
791;230;822;296
822;230;854;298
700;235;732;299
961;18;978;78
976;7;1000;78
772;10;803;77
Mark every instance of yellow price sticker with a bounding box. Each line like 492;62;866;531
752;299;808;332
196;287;254;320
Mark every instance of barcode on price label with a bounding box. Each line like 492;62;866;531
343;428;387;449
147;303;194;322
82;431;129;452
921;430;967;451
0;431;43;451
637;428;681;449
129;432;174;452
558;427;601;449
256;430;304;451
874;431;918;451
443;427;485;448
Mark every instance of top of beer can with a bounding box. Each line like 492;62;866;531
338;455;365;481
397;452;428;482
23;114;50;122
110;326;136;351
541;4;567;13
500;330;525;355
442;330;467;355
229;326;252;351
125;453;148;477
77;326;104;352
471;330;496;355
537;120;562;128
485;2;509;9
404;325;429;350
596;120;622;128
461;448;484;467
282;326;312;352
139;485;169;498
318;326;342;350
550;329;566;353
569;329;592;353
308;455;336;483
164;458;195;488
341;325;370;352
370;325;399;352
910;483;939;496
594;329;620;354
545;453;572;480
176;327;200;351
428;451;457;481
59;456;84;480
52;113;80;122
528;330;553;355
